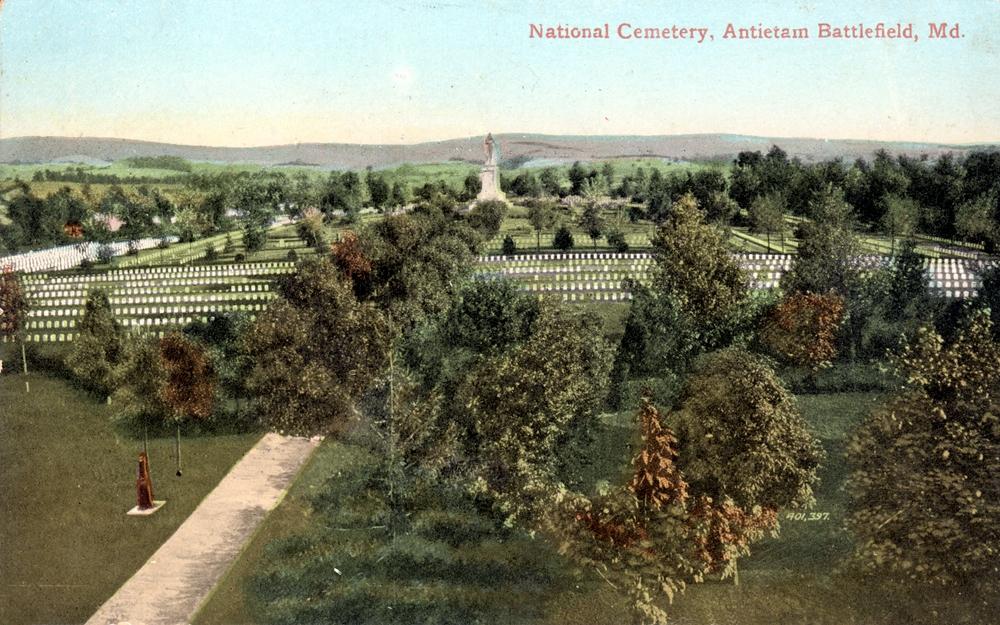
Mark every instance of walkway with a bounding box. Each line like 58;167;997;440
85;432;320;625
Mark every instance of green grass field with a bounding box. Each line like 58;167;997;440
0;373;260;625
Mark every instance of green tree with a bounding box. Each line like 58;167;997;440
749;192;785;252
65;289;125;397
243;257;391;435
539;167;562;197
578;203;605;249
295;207;326;250
389;181;409;209
954;188;998;250
886;240;929;317
978;266;1000;339
366;172;391;209
459;302;613;507
671;348;825;577
109;335;170;432
649;193;748;346
501;234;516;256
846;312;1000;596
527;202;557;251
346;211;479;328
782;186;862;298
462;172;481;201
553;224;574;250
606;229;629;252
702;190;739;225
600;161;615;189
232;174;285;253
509;171;541;197
881;195;919;255
568;161;589;196
466;199;506;240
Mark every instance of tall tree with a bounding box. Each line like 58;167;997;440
578;203;605;249
671;348;825;578
458;302;613;504
527;202;557;251
0;267;29;390
65;289;125;396
243;257;391;435
539;167;563;197
782;186;862;298
649;193;748;347
749;192;786;252
881;195;919;255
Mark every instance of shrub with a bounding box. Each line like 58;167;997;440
606;229;629;252
96;244;114;264
501;234;516;256
553;225;574;250
203;245;218;261
234;252;246;263
287;249;299;262
157;237;171;250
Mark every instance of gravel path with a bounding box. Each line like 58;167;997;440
85;432;320;625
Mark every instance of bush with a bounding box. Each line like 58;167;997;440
553;225;574;250
78;258;93;271
606;229;629;252
97;244;114;264
157;237;171;249
287;249;299;261
234;253;246;263
222;233;234;253
501;234;516;256
203;245;218;261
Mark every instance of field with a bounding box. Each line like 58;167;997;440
0;373;260;625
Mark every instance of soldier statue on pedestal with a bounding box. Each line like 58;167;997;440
476;132;507;204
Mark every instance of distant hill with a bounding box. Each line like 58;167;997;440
1;134;995;169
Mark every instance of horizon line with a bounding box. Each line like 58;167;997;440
1;132;999;151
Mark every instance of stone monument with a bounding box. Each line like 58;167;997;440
127;451;165;515
475;133;507;204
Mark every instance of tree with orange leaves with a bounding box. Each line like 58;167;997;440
762;291;845;374
330;230;373;296
0;266;30;390
549;397;703;625
159;331;216;475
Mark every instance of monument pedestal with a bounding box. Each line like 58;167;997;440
127;500;166;516
476;164;507;204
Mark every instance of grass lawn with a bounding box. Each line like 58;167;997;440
192;441;365;625
0;373;260;625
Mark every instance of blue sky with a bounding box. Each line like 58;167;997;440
1;0;997;146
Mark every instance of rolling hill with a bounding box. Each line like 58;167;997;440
0;134;995;170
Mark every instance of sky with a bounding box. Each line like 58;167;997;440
0;0;998;146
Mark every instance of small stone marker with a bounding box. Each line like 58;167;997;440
127;451;165;516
